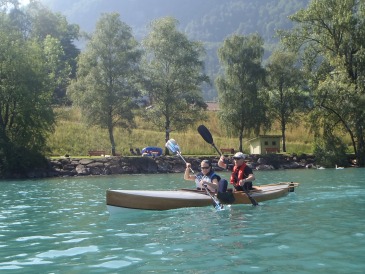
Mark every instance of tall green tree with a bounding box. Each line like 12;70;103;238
141;17;209;153
264;50;308;152
216;34;267;152
68;13;141;156
282;0;365;166
24;1;80;104
0;12;56;176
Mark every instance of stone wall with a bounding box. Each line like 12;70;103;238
24;153;316;179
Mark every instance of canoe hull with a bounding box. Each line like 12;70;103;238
106;182;299;211
107;189;212;210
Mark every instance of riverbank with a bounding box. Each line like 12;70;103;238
20;153;317;179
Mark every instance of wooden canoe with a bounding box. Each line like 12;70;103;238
106;182;299;211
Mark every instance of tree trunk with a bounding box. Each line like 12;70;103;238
281;119;286;152
164;118;170;155
355;127;365;167
239;130;243;152
108;124;116;156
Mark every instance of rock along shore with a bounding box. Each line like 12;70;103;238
23;153;317;179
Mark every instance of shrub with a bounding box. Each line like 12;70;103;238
313;134;348;167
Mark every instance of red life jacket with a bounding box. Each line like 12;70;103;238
230;163;247;186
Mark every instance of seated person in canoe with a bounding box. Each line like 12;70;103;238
184;159;228;193
218;152;255;192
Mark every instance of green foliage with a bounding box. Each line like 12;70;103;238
21;0;311;101
2;0;360;175
313;132;348;168
43;35;72;99
67;13;142;156
0;11;56;176
141;17;209;150
264;50;309;152
24;1;80;104
0;141;48;178
282;0;365;167
216;33;267;151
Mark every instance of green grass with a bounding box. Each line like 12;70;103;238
48;107;320;157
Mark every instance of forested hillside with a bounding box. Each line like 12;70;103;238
39;0;310;100
40;0;309;42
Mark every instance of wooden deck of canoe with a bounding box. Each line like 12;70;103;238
106;182;299;211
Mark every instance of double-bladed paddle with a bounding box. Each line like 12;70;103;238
197;125;259;206
165;139;223;210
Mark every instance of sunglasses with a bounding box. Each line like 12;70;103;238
233;157;243;160
200;166;210;169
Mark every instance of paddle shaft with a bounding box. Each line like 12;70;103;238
165;139;195;174
240;183;259;206
207;142;222;156
197;125;259;206
176;151;195;174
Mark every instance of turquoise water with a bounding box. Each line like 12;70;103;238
0;168;364;273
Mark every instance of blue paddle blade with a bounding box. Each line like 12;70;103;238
165;139;180;154
215;204;224;211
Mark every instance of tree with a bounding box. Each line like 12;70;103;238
24;1;80;104
216;34;267;152
141;17;209;153
282;0;365;167
313;126;348;168
0;0;19;9
43;35;72;99
67;13;142;156
0;12;56;176
264;50;308;152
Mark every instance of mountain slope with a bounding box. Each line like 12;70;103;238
39;0;310;100
40;0;309;42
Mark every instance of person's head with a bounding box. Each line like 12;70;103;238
200;159;212;174
232;152;246;166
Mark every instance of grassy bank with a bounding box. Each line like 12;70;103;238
48;107;315;157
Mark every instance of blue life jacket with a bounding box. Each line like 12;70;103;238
195;170;221;187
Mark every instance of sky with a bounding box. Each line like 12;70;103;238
19;0;30;6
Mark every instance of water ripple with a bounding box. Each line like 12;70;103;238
36;245;99;258
0;171;364;273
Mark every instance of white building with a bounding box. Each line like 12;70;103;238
249;135;282;154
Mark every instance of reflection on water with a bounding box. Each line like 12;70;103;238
0;169;364;273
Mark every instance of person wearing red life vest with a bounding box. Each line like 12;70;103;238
218;152;255;192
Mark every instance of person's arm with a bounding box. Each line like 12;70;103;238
245;166;255;182
238;173;255;186
246;173;255;182
217;156;227;169
238;168;255;187
184;163;195;181
201;177;219;190
210;177;219;189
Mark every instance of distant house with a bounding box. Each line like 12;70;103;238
249;135;282;154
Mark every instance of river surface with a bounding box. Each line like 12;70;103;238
0;168;364;273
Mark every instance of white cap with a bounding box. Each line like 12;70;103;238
233;152;246;159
